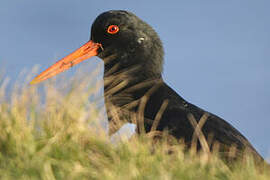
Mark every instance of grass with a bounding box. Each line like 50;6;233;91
0;68;269;180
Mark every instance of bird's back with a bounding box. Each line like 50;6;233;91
142;81;263;161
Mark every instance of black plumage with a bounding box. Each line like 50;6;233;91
91;10;264;162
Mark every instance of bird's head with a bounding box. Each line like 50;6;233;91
30;10;164;84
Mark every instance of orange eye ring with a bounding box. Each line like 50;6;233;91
107;25;119;34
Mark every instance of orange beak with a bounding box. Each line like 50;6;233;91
30;40;102;85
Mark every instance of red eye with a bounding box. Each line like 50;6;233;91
107;25;119;34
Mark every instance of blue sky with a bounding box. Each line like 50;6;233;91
1;0;269;157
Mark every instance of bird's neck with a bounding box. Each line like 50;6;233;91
102;53;163;134
102;52;163;97
103;62;163;107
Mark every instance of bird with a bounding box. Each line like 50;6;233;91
31;10;264;163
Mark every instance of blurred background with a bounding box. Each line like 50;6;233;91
1;0;269;158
